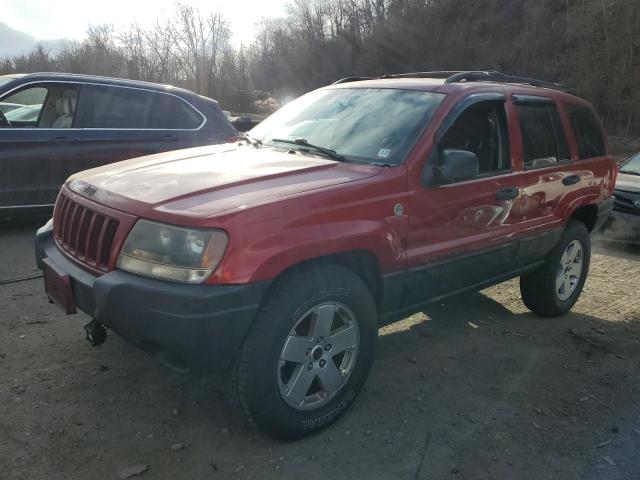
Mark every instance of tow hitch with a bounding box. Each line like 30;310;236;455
84;319;107;346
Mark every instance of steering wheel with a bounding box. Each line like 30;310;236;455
0;110;11;128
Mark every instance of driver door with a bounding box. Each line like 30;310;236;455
0;83;86;211
404;95;524;304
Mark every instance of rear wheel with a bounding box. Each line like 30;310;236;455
520;220;591;317
226;263;377;440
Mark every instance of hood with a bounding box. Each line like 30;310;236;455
69;144;383;218
615;172;640;194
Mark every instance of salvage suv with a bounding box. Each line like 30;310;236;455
35;71;616;440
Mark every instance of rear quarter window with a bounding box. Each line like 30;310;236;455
569;106;606;159
150;94;203;129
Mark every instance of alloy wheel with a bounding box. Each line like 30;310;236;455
277;302;360;411
556;240;584;301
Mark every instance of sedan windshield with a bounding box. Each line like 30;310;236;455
250;88;445;166
620;152;640;175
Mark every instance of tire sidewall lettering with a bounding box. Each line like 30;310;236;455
301;389;356;430
292;287;351;321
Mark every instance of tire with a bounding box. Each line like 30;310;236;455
226;262;378;440
520;220;591;317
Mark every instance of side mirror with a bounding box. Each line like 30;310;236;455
434;149;479;184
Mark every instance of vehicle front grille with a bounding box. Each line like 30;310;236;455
53;194;120;271
613;189;640;216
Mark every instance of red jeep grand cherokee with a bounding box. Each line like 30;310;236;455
35;71;616;439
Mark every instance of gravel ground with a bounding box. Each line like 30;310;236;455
1;218;639;480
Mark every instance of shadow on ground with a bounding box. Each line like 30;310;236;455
1;220;639;480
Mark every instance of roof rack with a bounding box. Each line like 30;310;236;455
332;76;374;84
332;70;573;93
443;71;573;93
380;71;464;79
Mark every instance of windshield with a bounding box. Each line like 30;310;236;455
620;152;640;175
250;88;445;165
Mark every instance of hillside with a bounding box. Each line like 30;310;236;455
0;22;36;59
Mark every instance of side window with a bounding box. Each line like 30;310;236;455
1;86;48;126
517;102;568;168
547;105;570;162
1;85;80;128
150;93;202;129
85;85;154;128
569;106;606;159
439;100;511;175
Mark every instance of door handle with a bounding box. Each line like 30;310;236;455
562;175;581;186
495;187;519;201
161;134;176;141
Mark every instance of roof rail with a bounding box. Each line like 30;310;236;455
332;76;374;85
380;71;463;79
331;70;573;93
444;71;573;93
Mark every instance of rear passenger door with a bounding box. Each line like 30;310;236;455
515;96;584;241
566;104;612;201
76;84;207;173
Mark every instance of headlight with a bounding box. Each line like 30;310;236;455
116;220;229;284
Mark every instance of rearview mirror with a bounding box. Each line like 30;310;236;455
434;149;479;183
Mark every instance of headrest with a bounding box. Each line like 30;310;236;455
55;90;78;116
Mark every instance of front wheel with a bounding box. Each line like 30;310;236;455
520;220;591;317
226;263;378;440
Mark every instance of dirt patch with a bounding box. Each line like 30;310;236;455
1;221;639;480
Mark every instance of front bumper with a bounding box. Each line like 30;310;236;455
35;223;270;372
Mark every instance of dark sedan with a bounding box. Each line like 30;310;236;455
602;152;640;245
0;73;238;216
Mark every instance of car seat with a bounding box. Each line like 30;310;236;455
51;90;78;128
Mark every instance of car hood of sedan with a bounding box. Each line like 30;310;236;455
615;172;640;193
68;144;383;218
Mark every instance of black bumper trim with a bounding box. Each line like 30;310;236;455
35;223;270;372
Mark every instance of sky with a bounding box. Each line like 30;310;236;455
2;0;288;45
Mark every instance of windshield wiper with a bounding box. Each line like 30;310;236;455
271;138;346;162
239;132;262;148
619;169;640;176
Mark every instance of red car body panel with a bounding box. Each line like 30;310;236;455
54;79;616;290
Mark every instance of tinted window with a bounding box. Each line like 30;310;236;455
619;153;640;175
517;103;565;168
150;93;202;129
86;85;153;128
570;106;606;159
439;100;510;174
85;85;203;129
547;105;570;162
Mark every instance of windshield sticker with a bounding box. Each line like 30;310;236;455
377;148;391;158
